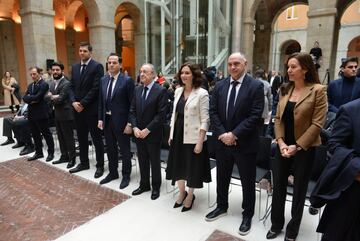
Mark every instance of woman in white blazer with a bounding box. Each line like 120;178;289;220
166;63;211;212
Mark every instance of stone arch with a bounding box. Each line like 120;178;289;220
278;40;302;73
114;1;142;78
347;36;360;58
65;0;83;28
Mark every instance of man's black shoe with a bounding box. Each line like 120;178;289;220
205;207;227;222
27;153;44;161
69;164;90;173
266;229;281;239
132;186;151;196
46;153;54;162
151;189;160;200
12;142;25;149
52;158;69;164
119;177;130;189
238;217;252;236
67;159;76;169
99;173;119;185
94;167;104;178
19;146;35;156
1;139;15;146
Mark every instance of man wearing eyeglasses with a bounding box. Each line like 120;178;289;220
328;56;360;113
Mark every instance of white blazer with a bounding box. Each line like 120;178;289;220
169;87;210;144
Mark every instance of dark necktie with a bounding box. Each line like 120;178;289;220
141;86;148;111
105;77;115;112
227;81;239;120
80;64;87;79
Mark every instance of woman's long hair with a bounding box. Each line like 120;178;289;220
280;52;320;96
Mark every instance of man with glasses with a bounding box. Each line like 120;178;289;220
328;56;360;113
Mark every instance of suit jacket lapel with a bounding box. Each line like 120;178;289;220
185;88;198;107
111;74;123;101
220;78;231;119
295;85;313;107
143;83;157;109
351;78;360;100
79;59;92;87
278;86;292;120
233;75;250;112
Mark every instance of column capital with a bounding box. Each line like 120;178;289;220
87;22;116;30
19;7;55;18
307;8;337;18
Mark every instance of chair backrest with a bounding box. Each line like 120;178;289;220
256;136;272;169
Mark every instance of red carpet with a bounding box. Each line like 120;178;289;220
0;158;129;241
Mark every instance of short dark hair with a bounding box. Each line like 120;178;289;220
340;56;358;68
254;69;265;79
51;62;64;70
79;41;92;52
29;66;42;74
176;62;203;89
107;53;122;64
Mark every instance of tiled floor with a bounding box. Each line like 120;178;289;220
0;158;128;241
0;114;321;241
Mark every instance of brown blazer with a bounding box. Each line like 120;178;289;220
275;83;328;150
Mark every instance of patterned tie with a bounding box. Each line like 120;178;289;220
227;81;239;120
105;77;115;112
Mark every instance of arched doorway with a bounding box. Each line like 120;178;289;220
115;3;140;79
280;40;301;73
115;15;135;78
54;0;90;75
347;36;360;59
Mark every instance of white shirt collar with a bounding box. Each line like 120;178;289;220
230;72;246;84
81;58;91;66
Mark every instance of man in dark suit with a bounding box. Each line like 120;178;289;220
23;66;55;162
47;62;76;168
129;63;167;200
98;53;135;189
312;98;360;241
69;42;104;178
328;56;360;113
205;52;264;236
1;103;34;155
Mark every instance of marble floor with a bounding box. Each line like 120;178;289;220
0;114;321;241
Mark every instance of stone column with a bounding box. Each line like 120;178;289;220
19;0;57;83
241;18;255;72
306;7;337;82
231;0;243;53
88;21;116;67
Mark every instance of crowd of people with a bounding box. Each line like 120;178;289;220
1;41;360;241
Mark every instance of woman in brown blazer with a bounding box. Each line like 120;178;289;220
266;52;327;241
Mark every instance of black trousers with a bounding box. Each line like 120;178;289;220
55;119;76;160
74;112;104;168
215;147;256;218
2;117;14;138
318;181;360;241
270;147;315;239
29;118;54;155
12;118;32;145
104;115;131;178
136;140;162;190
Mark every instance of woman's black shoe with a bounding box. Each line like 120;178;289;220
181;195;195;212
173;191;188;208
266;230;280;239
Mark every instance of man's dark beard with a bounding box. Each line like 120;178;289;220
53;74;63;80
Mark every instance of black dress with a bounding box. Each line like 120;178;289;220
166;95;211;188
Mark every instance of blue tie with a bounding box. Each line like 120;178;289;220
227;81;239;121
105;77;115;112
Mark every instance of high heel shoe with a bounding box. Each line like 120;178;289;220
173;191;188;208
181;195;195;212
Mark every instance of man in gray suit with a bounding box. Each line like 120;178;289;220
47;62;76;168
